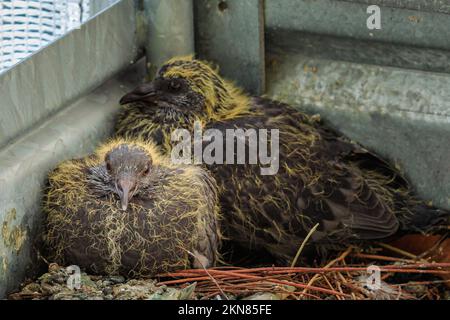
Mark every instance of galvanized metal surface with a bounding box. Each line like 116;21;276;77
339;0;450;14
266;30;450;74
144;0;195;77
0;0;139;149
265;0;450;50
0;62;145;298
266;50;450;210
90;0;122;14
195;0;265;95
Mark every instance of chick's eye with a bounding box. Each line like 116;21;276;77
106;162;112;172
169;80;181;92
143;166;150;176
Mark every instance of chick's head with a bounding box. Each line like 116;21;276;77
120;56;249;123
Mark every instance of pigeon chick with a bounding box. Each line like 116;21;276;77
44;138;220;276
116;56;449;264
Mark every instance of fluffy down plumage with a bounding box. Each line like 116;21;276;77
43;138;221;276
116;56;449;264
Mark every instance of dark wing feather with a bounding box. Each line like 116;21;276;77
258;97;402;241
208;97;401;252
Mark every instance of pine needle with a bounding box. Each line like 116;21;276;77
290;223;319;268
376;242;423;261
187;250;229;300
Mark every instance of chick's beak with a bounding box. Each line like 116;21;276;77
119;82;157;105
118;178;135;211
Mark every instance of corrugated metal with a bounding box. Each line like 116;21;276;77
266;47;450;210
194;0;265;95
337;0;450;14
143;0;195;77
265;0;450;51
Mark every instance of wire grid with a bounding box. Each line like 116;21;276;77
0;0;91;73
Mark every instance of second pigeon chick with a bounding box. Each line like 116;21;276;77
117;56;449;264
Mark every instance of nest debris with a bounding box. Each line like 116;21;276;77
9;245;450;300
8;263;197;300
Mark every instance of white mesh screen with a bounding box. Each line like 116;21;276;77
0;0;91;72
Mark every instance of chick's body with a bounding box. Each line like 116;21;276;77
44;138;220;276
117;57;449;263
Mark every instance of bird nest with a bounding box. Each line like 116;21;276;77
9;244;450;300
157;245;450;300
